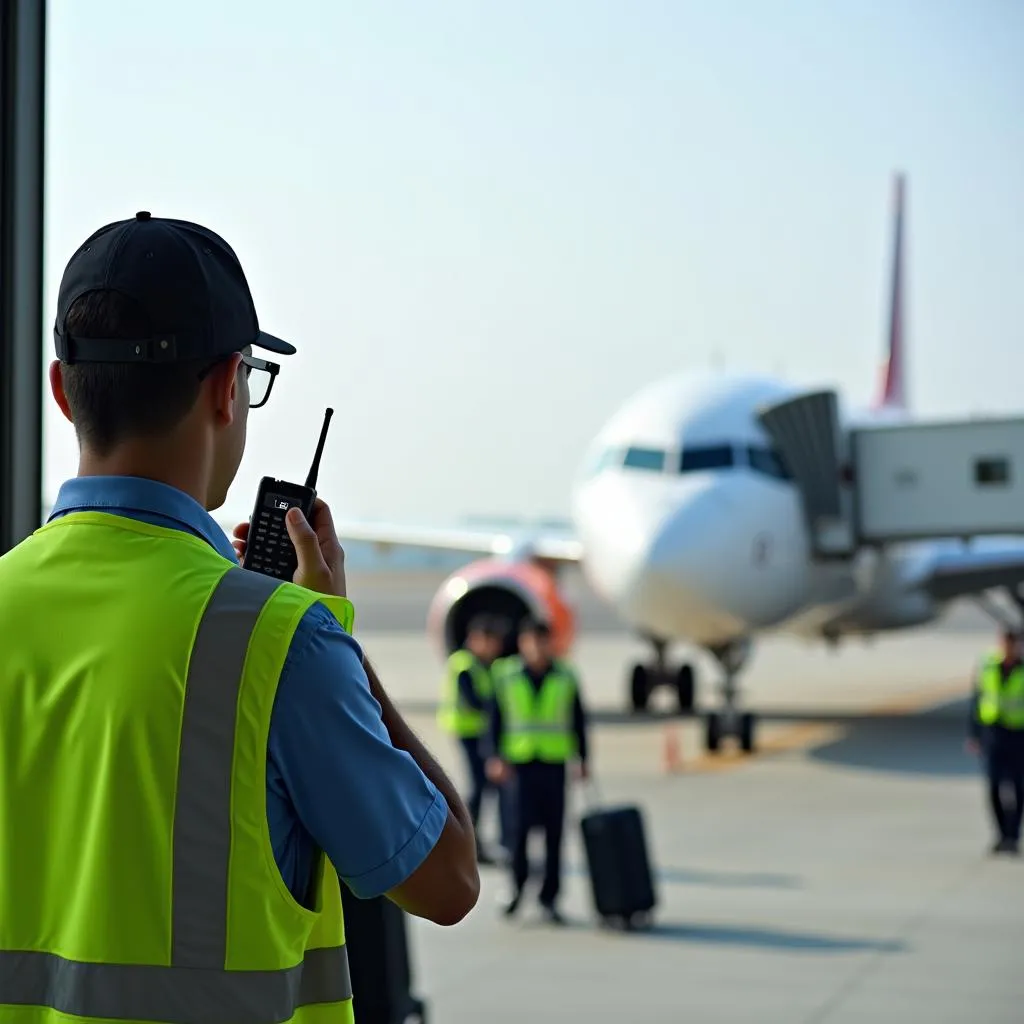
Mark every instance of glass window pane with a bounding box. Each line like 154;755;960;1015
747;446;790;480
623;447;666;471
679;445;734;473
583;446;621;477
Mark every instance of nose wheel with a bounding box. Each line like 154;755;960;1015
703;640;757;754
704;709;757;753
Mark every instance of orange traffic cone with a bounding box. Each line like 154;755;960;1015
662;724;683;773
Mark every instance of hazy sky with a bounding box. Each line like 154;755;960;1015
43;0;1023;526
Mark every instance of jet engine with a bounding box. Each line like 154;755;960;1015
426;558;576;659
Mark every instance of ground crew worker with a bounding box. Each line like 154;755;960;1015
439;615;509;863
0;212;479;1022
486;616;590;925
966;628;1024;855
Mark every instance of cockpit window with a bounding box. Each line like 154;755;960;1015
622;446;666;472
679;445;734;473
586;441;791;482
746;445;791;481
584;446;622;477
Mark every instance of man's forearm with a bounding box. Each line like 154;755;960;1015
363;657;475;834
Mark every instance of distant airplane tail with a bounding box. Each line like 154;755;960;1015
874;173;907;412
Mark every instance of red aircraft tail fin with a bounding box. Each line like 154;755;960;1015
875;173;908;412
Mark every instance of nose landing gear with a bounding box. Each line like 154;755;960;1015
703;640;758;754
626;636;758;754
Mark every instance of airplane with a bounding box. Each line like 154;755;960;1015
334;173;1024;754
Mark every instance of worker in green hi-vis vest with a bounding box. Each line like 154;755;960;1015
438;614;511;863
0;211;480;1024
966;627;1024;855
486;616;590;925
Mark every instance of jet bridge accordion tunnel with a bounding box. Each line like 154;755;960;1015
757;390;1024;558
756;390;856;560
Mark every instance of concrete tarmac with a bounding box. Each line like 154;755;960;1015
344;571;1024;1023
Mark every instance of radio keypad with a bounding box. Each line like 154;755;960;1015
247;493;301;579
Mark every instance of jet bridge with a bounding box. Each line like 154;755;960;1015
757;390;1024;559
757;391;857;559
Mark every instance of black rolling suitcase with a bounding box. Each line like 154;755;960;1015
339;885;427;1024
579;784;657;930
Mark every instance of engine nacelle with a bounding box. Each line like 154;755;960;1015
427;558;576;660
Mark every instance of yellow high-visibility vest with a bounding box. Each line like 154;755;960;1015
494;656;578;764
0;510;357;1023
437;649;492;737
978;653;1024;730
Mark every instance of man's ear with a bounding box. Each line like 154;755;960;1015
207;353;244;426
49;361;74;422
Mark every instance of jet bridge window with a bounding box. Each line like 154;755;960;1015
679;445;734;473
622;446;667;472
975;456;1010;487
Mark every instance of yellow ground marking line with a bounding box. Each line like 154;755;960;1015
671;678;970;776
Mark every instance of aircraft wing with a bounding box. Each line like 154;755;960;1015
333;521;585;564
919;539;1024;602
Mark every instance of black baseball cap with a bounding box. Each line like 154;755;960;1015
53;211;296;365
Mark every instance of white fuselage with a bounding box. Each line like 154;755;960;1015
570;371;946;649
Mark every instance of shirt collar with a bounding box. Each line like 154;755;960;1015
48;475;238;562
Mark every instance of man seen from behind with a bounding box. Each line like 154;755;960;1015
0;212;479;1024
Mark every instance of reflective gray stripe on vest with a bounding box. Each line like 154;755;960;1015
0;567;351;1021
0;945;351;1024
506;723;571;734
173;567;280;967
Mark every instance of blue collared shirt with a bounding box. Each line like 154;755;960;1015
48;476;448;903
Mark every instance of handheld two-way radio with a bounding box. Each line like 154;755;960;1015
241;407;334;580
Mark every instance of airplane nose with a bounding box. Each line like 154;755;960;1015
616;482;751;640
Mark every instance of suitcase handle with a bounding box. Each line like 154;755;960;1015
578;774;604;813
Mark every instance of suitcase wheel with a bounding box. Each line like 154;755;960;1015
404;998;427;1023
599;911;652;932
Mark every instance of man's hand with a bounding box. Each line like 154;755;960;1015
571;760;589;782
232;498;347;598
965;738;981;757
486;757;511;785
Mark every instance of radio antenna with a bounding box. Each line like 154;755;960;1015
305;407;334;489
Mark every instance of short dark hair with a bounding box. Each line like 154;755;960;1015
467;614;505;639
59;290;222;456
518;616;551;638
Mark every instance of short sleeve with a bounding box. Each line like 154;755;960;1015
267;604;449;899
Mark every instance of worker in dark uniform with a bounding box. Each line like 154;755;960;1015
438;615;508;864
486;617;589;925
966;628;1024;855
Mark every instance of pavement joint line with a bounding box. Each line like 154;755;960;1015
673;677;970;776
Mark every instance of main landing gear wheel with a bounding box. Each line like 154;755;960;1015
627;640;697;715
630;664;650;712
675;664;695;714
